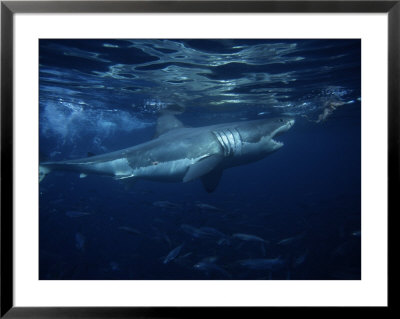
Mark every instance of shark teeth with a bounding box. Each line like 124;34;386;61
271;138;284;146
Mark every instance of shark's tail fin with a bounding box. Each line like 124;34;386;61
39;165;51;183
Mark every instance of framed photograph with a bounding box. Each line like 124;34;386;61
1;1;395;317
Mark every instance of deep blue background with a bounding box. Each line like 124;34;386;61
39;39;361;280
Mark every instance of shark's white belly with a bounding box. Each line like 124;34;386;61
83;158;134;177
92;157;198;182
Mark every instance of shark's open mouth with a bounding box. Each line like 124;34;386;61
270;119;295;146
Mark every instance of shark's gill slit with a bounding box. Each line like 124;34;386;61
212;130;230;157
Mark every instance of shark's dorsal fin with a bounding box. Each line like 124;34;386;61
154;113;184;138
201;169;223;193
183;154;222;183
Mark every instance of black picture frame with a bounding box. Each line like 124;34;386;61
1;1;396;317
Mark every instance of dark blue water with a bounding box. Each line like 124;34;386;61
39;39;361;280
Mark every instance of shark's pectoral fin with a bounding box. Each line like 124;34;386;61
201;169;223;193
183;154;222;183
118;177;138;191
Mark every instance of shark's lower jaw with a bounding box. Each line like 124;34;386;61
270;119;295;147
271;138;284;147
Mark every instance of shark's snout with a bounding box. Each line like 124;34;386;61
273;117;295;137
270;117;295;147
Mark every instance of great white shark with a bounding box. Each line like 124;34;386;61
39;114;295;192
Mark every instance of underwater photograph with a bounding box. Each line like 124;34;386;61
39;39;361;280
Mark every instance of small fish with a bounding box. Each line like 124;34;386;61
65;210;91;218
217;238;231;246
181;224;211;239
276;237;296;245
163;243;184;264
232;233;268;255
198;227;231;245
276;233;305;245
75;232;85;252
181;224;230;244
181;224;201;237
195;202;222;212
153;201;180;209
198;227;227;239
118;226;141;235
232;233;267;243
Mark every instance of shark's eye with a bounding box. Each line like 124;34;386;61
279;119;284;122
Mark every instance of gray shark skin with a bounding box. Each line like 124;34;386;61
39;115;294;192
